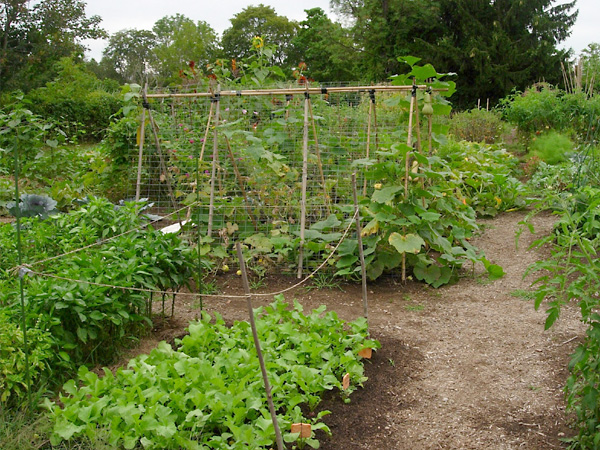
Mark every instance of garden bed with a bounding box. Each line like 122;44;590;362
110;209;586;449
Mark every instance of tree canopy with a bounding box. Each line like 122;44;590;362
152;14;217;84
0;0;584;109
220;4;298;66
0;0;105;91
288;7;358;82
331;0;578;106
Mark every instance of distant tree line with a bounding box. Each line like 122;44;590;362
0;0;591;107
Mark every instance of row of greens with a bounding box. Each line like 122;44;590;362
45;297;379;450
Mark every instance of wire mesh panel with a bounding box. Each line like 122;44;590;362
130;83;414;273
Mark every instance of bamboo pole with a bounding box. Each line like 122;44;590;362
307;97;330;215
362;98;373;196
235;243;285;450
135;108;146;202
199;101;214;163
403;84;417;283
184;105;214;223
224;135;258;231
146;85;446;99
428;115;433;156
297;91;310;279
413;92;426;208
207;93;221;237
372;91;379;152
352;173;369;321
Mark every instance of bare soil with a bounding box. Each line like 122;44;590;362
121;210;586;450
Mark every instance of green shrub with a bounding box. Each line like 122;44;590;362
449;109;504;144
500;85;600;143
529;131;573;164
26;58;121;141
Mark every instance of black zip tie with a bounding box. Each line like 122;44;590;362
142;101;150;110
411;84;418;97
369;89;376;103
285;94;293;102
210;93;220;103
236;90;242;97
304;92;310;99
321;87;328;95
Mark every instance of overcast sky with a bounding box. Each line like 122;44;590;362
83;0;598;62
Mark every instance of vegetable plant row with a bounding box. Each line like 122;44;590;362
45;297;380;450
0;197;196;405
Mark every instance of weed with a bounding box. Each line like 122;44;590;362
250;277;265;290
305;272;343;291
510;289;536;300
404;304;425;312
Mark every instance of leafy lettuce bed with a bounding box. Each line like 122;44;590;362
46;296;379;449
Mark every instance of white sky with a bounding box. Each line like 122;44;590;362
83;0;598;61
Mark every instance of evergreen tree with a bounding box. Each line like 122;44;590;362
331;0;578;107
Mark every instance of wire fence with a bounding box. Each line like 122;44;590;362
128;83;417;273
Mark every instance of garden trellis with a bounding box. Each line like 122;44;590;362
133;83;439;280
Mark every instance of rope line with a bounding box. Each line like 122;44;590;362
10;201;199;271
23;210;359;301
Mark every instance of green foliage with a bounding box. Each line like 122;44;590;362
449;109;505;144
335;139;519;286
0;103;59;166
581;43;600;94
288;8;358;82
99;29;158;84
529;131;573;164
528;161;578;193
331;0;577;107
45;297;379;449
220;5;298;67
26;58;122;141
0;312;53;407
566;318;600;450
0;0;106;93
436;140;527;217
1;197;194;368
152;15;218;85
500;86;600;143
523;178;600;448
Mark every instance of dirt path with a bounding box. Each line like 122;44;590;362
317;211;585;450
127;210;587;449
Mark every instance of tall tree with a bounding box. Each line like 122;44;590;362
221;4;298;66
152;14;218;84
102;29;157;84
289;8;359;82
331;0;578;107
0;0;105;92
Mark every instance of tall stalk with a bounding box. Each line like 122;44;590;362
13;129;32;410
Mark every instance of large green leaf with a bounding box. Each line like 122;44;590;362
388;233;425;254
310;214;342;231
372;186;403;204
